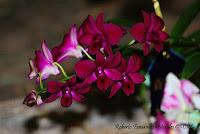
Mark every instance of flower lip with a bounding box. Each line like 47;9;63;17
45;76;91;107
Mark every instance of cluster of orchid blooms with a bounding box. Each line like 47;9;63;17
23;10;200;134
23;11;168;107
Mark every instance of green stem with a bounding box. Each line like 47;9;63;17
38;73;44;90
53;62;68;78
78;45;95;61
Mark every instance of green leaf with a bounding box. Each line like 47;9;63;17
188;29;200;41
107;18;134;27
171;0;200;41
182;52;200;79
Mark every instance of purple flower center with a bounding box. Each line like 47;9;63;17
94;34;105;45
97;67;103;74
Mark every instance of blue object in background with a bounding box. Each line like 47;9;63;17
149;49;185;116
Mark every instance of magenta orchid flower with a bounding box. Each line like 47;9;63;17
52;25;83;63
75;52;122;91
29;41;59;80
23;90;43;107
44;76;91;107
109;55;145;97
78;13;126;55
152;112;170;134
130;11;168;55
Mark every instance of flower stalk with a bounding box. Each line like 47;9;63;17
53;62;68;78
152;0;163;19
78;45;95;61
38;73;44;89
152;0;166;31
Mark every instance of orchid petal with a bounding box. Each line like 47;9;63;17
35;50;59;80
128;73;145;84
65;76;76;86
35;50;49;71
150;13;164;30
75;60;96;78
104;23;126;45
56;47;82;62
96;52;105;66
126;55;142;72
103;41;113;55
97;74;112;91
142;11;151;26
53;25;81;62
47;81;63;93
123;79;135;96
154;41;164;52
44;92;61;103
70;25;79;47
42;40;53;62
61;25;79;49
71;91;85;102
36;95;44;106
61;92;72;107
104;68;122;81
191;94;200;109
96;13;104;30
109;82;122;98
77;26;83;39
158;31;168;41
130;23;147;43
88;43;100;54
181;80;199;98
84;72;97;84
143;43;150;56
106;51;122;68
28;59;38;79
40;64;60;80
82;15;100;34
117;58;127;73
79;34;94;45
75;83;92;94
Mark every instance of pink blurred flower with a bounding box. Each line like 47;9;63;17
29;41;59;80
78;13;126;55
45;76;91;107
161;73;200;129
52;25;83;63
152;112;170;134
161;73;200;114
130;11;168;55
